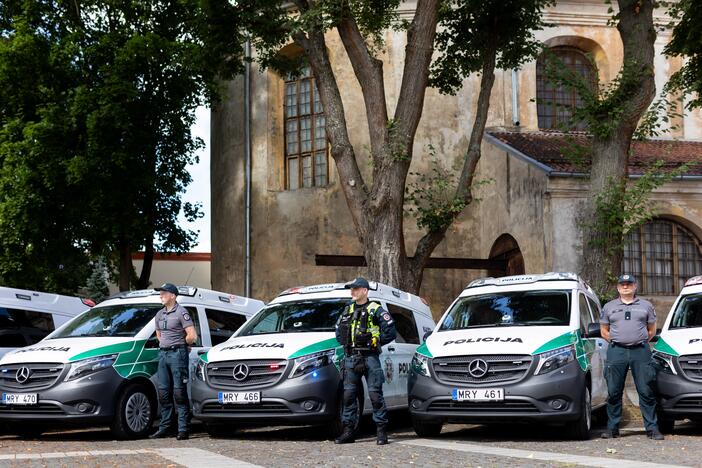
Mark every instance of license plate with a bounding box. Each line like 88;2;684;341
1;393;38;405
218;391;260;404
452;388;504;401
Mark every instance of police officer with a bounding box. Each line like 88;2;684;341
334;277;396;445
600;274;663;440
149;283;198;440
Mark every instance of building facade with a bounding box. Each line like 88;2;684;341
212;0;702;319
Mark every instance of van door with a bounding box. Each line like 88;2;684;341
383;303;421;408
586;295;608;407
184;307;207;382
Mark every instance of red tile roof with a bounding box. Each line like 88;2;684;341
487;131;702;176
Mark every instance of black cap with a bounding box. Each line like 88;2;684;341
155;283;179;295
617;274;637;284
345;277;370;289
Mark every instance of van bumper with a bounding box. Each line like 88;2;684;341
408;359;586;425
0;367;123;427
192;364;341;425
656;372;702;420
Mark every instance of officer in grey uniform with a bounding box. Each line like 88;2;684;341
149;283;198;440
600;274;663;440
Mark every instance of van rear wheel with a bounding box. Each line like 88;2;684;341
411;416;442;437
111;383;155;439
567;387;592;440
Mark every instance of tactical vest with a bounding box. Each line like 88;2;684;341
349;302;381;347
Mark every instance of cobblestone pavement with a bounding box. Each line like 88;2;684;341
1;413;701;467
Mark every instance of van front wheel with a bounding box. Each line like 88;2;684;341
568;387;592;440
411;416;442;437
111;384;155;439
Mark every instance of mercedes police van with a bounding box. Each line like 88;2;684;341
0;286;263;439
191;282;435;437
0;286;93;359
652;275;702;433
408;272;607;440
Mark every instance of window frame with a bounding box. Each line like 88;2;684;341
204;307;248;346
386;303;420;345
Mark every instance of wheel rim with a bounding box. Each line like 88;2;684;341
125;392;151;433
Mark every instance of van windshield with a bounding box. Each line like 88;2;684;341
237;299;348;336
669;293;702;329
439;290;571;330
49;304;161;338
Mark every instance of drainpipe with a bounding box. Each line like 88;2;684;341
244;38;252;297
511;69;520;126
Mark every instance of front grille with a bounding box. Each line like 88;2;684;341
431;355;532;385
0;363;64;391
206;359;288;388
673;397;702;410
0;403;64;414
678;354;702;381
201;402;291;414
427;400;539;413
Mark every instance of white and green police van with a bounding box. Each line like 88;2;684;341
0;286;94;359
652;275;702;433
191;282;435;437
0;286;263;439
408;272;607;440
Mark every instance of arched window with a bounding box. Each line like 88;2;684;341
622;219;702;295
284;66;328;190
536;47;596;131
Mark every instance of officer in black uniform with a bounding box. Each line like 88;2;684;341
334;277;396;445
149;283;198;440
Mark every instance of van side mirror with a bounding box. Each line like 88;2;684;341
586;323;601;338
422;330;433;343
197;348;208;355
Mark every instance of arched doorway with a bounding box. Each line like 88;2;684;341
489;234;525;277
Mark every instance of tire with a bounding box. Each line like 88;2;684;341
411;416;442;437
326;393;363;439
205;422;238;438
14;425;44;439
658;413;675;434
568;387;592;440
110;383;155;439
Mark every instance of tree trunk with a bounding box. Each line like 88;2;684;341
136;235;154;290
580;0;656;296
117;236;133;291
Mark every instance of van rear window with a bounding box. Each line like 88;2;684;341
49;304;161;338
440;290;571;330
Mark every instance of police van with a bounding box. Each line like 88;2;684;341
0;286;263;439
0;286;93;359
408;272;607;440
191;282;435;437
652;275;702;433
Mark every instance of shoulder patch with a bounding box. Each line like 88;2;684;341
182;312;191;322
383;313;391;322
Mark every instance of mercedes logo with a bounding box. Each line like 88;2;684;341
468;359;489;378
232;363;249;381
15;367;31;384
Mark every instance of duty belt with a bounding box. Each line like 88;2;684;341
160;344;187;351
611;342;645;349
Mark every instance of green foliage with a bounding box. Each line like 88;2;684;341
431;0;555;95
405;146;493;232
83;258;110;304
665;0;702;109
0;0;243;292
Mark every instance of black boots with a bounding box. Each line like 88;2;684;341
376;425;388;445
334;426;355;444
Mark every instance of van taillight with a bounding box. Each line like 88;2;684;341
82;298;96;307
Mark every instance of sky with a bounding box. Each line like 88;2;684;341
178;106;211;253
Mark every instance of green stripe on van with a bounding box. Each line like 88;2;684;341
532;331;578;355
653;337;679;356
288;338;340;358
69;341;136;361
415;341;432;358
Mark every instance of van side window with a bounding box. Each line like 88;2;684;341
205;308;247;346
185;307;202;347
0;307;55;346
578;294;592;331
386;304;419;344
586;296;601;323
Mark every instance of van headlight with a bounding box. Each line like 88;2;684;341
195;359;207;381
652;351;677;375
534;345;575;375
65;354;118;381
411;353;431;377
290;349;335;378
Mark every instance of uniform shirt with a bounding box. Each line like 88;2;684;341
600;296;656;346
335;301;397;353
154;302;194;348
